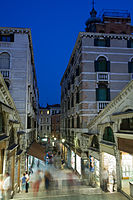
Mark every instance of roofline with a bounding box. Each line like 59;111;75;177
60;31;133;86
0;27;38;92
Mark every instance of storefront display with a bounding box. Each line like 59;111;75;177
102;152;116;192
121;152;133;195
71;150;75;169
76;154;81;175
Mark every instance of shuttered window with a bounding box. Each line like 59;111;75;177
0;53;10;69
103;127;115;143
94;57;110;72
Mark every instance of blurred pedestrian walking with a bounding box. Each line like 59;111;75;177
44;171;52;193
3;172;11;200
25;171;29;193
31;170;42;197
0;175;3;200
21;173;27;193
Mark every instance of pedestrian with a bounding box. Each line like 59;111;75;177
0;175;3;200
101;168;109;192
3;172;11;200
112;169;116;192
21;173;27;193
25;171;29;193
31;170;42;197
44;171;52;193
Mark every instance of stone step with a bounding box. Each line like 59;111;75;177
13;187;103;199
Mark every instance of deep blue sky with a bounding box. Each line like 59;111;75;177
0;0;133;106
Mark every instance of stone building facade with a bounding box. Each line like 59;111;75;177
0;27;39;151
39;104;60;142
60;8;133;177
0;72;24;195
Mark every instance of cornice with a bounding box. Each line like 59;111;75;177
80;32;133;40
88;80;133;129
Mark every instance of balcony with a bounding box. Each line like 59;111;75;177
0;70;10;78
97;72;109;83
97;101;110;112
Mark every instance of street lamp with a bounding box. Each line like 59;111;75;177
62;139;65;143
54;137;57;141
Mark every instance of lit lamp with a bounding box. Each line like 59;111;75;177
62;139;65;143
54;137;57;141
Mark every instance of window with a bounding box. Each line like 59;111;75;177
91;136;99;149
71;94;74;107
76;66;80;76
47;110;50;115
103;127;115;143
76;90;80;104
94;38;110;47
27;116;31;129
0;113;3;134
0;53;10;69
77;116;80;128
120;118;133;130
96;85;110;101
47;118;49;122
71;75;74;84
95;57;110;72
72;117;74;128
40;126;42;130
68;98;70;110
0;34;14;42
127;39;133;48
47;126;49;130
68;119;70;128
128;59;133;73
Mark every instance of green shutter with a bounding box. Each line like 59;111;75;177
128;62;132;73
107;61;110;72
106;38;110;47
127;40;131;48
96;88;99;101
94;60;98;72
94;38;98;46
107;88;110;101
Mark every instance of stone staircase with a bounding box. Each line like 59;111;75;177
12;184;103;199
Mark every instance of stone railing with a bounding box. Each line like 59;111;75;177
97;72;109;82
0;70;10;78
97;101;110;112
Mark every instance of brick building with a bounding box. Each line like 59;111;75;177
60;6;133;176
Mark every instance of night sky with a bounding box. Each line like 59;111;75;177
0;0;133;106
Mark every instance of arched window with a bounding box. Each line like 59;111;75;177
95;57;110;72
91;135;99;149
103;127;115;143
0;53;10;69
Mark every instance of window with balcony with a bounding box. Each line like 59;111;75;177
95;57;110;72
128;59;133;73
0;53;10;69
96;84;110;101
94;38;110;47
103;127;115;143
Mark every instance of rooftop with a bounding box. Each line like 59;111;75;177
101;9;131;19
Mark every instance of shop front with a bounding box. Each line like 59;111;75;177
76;154;81;175
118;137;133;197
71;150;75;170
101;143;117;192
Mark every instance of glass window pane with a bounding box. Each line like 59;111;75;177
98;88;107;101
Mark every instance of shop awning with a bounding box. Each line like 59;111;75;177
27;141;46;161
